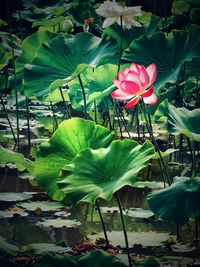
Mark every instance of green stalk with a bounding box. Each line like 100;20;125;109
0;94;16;142
115;192;132;267
117;103;131;139
50;102;58;132
117;16;124;73
187;138;196;178
103;98;112;131
6;0;20;151
113;16;124;133
139;101;171;185
59;87;71;119
96;199;109;246
25;97;31;150
94;100;97;124
136;105;141;140
78;75;87;119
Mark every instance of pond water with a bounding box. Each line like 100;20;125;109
0;167;199;266
0;107;200;266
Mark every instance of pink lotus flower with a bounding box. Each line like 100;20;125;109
111;63;158;108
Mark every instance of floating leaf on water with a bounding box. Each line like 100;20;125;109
127;208;154;219
2;134;25;139
30;138;49;144
18;201;64;212
19;173;35;180
0;207;28;218
171;243;196;253
0;192;32;202
133;181;164;189
54;211;71;218
36;218;81;228
21;242;70;255
99;207;120;214
89;231;175;247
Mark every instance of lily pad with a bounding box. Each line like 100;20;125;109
18;201;64;212
133;181;164;189
127;208;154;219
37;218;81;228
21;243;70;255
0;209;28;218
58;139;155;204
0;193;32;202
98;207;126;215
89;231;175;247
35;118;114;201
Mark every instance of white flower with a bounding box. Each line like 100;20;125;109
95;0;142;29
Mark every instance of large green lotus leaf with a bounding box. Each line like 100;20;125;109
32;16;64;28
69;64;118;111
43;87;69;104
13;30;60;91
35;252;77;267
154;100;200;141
147;176;200;224
103;13;160;50
122;25;200;94
0;46;10;70
172;0;191;14
23;32;119;100
183;57;200;78
141;0;173;17
16;30;59;74
13;1;68;22
35;118;114;201
0;146;34;174
58;139;155;204
36;250;126;267
0;31;21;57
190;7;200;26
77;250;127;267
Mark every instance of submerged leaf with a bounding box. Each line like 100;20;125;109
35;118;114;201
58;140;155;204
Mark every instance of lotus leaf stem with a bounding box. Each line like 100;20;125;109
96;199;109;246
115;192;132;267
